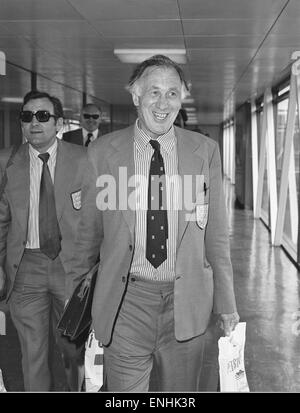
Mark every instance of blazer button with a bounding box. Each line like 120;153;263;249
122;276;126;283
13;264;18;269
129;245;133;251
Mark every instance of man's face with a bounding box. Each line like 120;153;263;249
21;98;63;153
133;66;182;139
80;105;101;133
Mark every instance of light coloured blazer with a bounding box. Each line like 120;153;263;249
63;128;101;146
0;139;87;300
68;125;237;345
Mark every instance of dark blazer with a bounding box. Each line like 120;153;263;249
63;128;101;146
0;139;87;301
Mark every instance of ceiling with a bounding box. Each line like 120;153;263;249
0;0;299;125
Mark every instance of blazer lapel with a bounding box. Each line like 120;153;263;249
107;127;135;239
6;144;30;234
176;128;205;247
54;140;78;221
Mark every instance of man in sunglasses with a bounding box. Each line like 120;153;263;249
63;103;102;147
0;90;88;392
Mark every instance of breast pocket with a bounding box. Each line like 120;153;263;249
196;203;209;229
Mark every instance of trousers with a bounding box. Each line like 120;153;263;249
104;275;210;392
9;249;84;391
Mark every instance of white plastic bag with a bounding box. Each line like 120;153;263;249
84;329;104;392
218;322;250;392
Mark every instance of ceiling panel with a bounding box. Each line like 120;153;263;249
92;20;183;37
69;0;180;20
0;0;82;20
1;21;101;37
178;0;288;19
185;36;265;49
182;18;275;36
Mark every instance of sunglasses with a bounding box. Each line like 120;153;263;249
83;114;100;120
20;110;57;123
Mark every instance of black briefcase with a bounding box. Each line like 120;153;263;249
57;262;99;341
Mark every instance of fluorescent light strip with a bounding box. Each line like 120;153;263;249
114;49;187;64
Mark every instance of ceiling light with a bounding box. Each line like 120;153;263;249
1;97;23;103
114;49;187;64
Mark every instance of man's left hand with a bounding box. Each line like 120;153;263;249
219;312;240;336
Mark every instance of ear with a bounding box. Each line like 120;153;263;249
132;91;139;107
56;117;64;133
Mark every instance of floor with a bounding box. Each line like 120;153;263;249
0;181;300;392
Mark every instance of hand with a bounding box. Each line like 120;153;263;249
218;312;240;336
0;266;7;299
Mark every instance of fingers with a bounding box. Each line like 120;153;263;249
219;312;240;336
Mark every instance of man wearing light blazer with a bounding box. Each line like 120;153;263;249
0;90;87;391
68;55;239;392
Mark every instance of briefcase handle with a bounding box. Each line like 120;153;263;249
78;261;100;300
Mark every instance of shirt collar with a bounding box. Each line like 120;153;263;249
29;138;58;160
83;128;98;140
134;119;176;155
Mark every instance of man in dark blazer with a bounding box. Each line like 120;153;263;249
63;103;101;147
0;90;88;391
68;55;239;392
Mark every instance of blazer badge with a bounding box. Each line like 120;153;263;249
71;189;81;210
196;203;208;229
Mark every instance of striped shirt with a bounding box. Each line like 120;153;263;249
26;139;58;249
130;120;179;281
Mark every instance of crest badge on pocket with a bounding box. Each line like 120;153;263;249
196;204;208;229
71;190;81;210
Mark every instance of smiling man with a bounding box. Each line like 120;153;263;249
68;55;239;392
0;90;88;391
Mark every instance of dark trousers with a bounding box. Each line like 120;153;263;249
9;249;84;391
104;275;211;392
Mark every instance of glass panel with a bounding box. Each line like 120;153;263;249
0;63;31;148
275;99;289;194
283;105;299;253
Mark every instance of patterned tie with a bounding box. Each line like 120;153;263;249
85;133;93;147
146;140;168;268
38;153;61;260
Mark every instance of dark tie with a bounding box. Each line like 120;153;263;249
146;140;168;268
38;153;61;260
85;133;93;147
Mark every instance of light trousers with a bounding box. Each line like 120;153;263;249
104;275;210;392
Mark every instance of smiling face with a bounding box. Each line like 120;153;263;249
21;97;63;153
132;66;182;139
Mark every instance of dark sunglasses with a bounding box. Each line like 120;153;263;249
83;114;100;120
20;110;57;123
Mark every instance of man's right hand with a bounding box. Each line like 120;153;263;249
0;266;7;299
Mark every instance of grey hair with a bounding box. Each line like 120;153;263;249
126;54;189;99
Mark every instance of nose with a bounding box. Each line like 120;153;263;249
157;95;168;110
31;115;40;125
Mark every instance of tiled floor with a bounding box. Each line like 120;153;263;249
1;181;300;392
